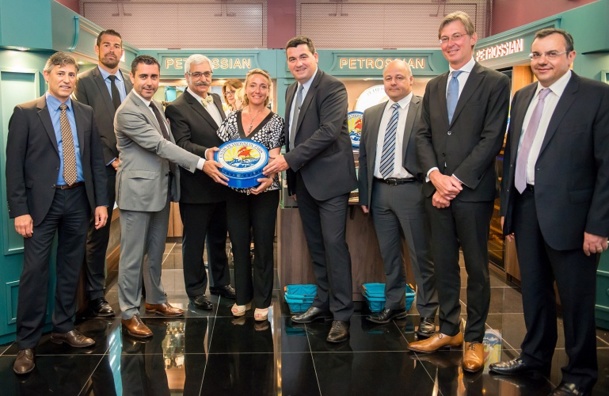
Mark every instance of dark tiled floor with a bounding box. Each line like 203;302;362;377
1;242;608;395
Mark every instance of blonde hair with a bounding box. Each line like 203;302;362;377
242;68;272;107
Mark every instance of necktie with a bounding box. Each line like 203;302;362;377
289;85;303;150
149;103;170;140
515;88;551;193
379;103;400;178
201;95;214;107
59;104;78;186
108;75;121;111
446;70;463;123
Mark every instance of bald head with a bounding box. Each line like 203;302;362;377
383;60;414;102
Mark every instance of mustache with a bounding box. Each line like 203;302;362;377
194;81;211;87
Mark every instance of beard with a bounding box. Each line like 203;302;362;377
100;55;120;69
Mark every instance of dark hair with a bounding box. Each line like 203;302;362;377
285;35;316;54
131;55;160;75
534;28;574;52
44;51;79;73
96;29;122;47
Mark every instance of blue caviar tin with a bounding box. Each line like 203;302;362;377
214;139;269;188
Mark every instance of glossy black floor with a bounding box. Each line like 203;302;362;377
1;242;608;395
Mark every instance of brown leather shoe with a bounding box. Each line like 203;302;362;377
145;302;184;317
408;331;463;353
462;341;484;372
122;315;153;338
13;349;35;375
50;329;95;348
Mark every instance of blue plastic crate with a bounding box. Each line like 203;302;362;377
285;284;317;298
362;283;416;313
285;295;313;314
362;282;385;297
406;284;415;312
364;295;386;313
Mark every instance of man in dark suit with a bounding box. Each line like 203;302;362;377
490;28;609;395
115;55;207;339
74;29;132;317
6;52;108;374
358;60;438;336
264;36;357;343
165;54;235;311
408;11;510;373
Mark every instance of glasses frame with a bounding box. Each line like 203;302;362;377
439;32;469;44
528;51;569;60
188;71;213;79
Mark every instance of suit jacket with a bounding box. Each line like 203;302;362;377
164;89;227;204
114;91;201;212
358;96;423;207
284;70;357;200
6;96;108;226
501;73;609;250
416;62;510;202
74;67;133;165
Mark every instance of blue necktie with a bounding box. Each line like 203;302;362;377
447;70;463;123
289;85;303;150
379;103;400;178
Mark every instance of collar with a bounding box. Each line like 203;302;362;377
300;68;318;92
46;92;72;110
536;70;572;98
98;65;123;82
187;89;213;104
388;92;413;110
133;91;152;107
449;57;476;74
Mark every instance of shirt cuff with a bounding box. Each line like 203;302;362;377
425;167;439;182
197;158;206;171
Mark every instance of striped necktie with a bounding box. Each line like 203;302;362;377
379;103;400;178
59;104;78;185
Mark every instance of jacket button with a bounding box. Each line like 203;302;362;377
447;131;452;136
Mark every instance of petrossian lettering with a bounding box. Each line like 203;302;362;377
338;57;426;70
164;57;252;70
476;39;524;62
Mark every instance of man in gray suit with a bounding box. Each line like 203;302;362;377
115;55;206;338
358;60;438;337
74;29;132;317
264;36;357;343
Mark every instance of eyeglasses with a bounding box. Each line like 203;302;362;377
225;90;235;96
439;32;469;44
528;51;568;60
188;71;213;79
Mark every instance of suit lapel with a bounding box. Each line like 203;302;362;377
510;85;536;162
366;103;385;170
213;94;226;121
402;96;420;159
451;63;484;126
91;67;116;116
36;96;59;154
185;89;220;129
294;71;323;136
539;74;579;155
285;83;296;121
72;101;86;156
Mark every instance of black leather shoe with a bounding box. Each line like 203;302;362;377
366;307;407;324
489;358;547;376
210;285;236;299
549;382;587;396
327;320;350;343
50;329;96;348
191;295;213;310
13;349;35;375
87;297;115;317
417;316;436;339
291;306;332;324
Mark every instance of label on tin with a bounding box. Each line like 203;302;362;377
348;111;363;148
214;139;269;188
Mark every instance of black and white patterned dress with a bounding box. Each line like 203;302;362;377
217;109;285;193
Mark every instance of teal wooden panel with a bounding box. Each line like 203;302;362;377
0;69;39;255
4;280;18;325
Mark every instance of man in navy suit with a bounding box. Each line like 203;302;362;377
408;11;510;373
264;36;357;343
74;29;132;317
490;28;609;396
6;52;108;374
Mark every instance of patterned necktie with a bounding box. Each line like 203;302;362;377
149;103;170;140
59;104;78;186
447;70;463;123
515;88;551;193
379;103;400;178
108;75;121;111
201;95;214;107
289;85;304;150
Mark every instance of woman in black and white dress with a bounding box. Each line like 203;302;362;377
215;68;284;321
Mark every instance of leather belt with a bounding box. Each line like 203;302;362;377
374;177;417;186
55;182;84;190
525;184;534;192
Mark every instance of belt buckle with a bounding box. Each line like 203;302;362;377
386;178;398;186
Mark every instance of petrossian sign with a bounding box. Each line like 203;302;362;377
337;57;427;70
163;57;253;71
475;38;525;62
